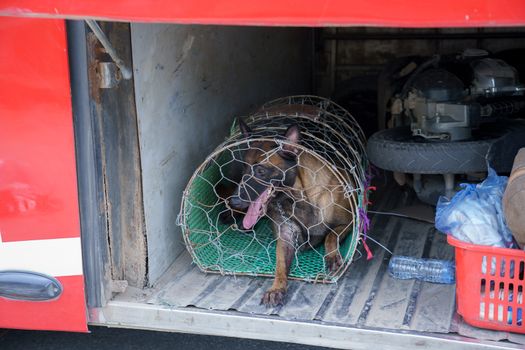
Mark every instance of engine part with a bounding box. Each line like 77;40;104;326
393;55;525;141
409;96;478;141
470;58;524;96
481;99;525;118
403;68;476;140
372;51;525;203
410;68;464;101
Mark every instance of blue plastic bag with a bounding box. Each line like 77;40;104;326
435;167;514;248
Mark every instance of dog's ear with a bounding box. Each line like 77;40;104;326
238;119;252;138
280;124;301;159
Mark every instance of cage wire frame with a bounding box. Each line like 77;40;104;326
179;96;369;283
260;95;366;156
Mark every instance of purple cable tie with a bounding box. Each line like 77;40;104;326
358;207;370;239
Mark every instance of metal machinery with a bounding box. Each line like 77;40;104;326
368;49;525;204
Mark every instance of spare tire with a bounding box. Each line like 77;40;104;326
367;120;525;174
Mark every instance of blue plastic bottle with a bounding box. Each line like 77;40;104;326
388;255;456;284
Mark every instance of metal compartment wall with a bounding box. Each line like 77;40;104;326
131;24;313;284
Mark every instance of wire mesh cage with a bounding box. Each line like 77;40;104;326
179;96;369;283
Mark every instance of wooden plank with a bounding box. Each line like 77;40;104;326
410;229;456;333
232;279;313;317
363;221;431;329
148;251;194;290
193;275;254;310
320;217;401;325
87;22;147;288
235;278;283;315
148;264;221;307
277;282;334;320
318;182;404;325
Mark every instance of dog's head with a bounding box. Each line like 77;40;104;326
230;120;301;229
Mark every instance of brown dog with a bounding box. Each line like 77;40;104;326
226;119;354;306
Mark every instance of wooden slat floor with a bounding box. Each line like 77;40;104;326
147;183;456;334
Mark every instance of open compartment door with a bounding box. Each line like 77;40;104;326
0;17;87;332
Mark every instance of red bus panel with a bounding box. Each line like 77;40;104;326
0;17;87;332
0;0;524;28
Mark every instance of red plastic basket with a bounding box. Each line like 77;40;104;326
448;235;525;333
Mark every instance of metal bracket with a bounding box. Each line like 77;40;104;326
98;61;120;89
85;20;132;81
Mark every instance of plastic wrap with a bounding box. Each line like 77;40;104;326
436;167;514;248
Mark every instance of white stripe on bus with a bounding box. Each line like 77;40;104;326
0;233;83;277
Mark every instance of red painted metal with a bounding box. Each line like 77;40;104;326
1;0;525;27
0;275;87;332
0;17;79;243
0;17;87;332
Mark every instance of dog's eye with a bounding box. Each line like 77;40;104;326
255;165;267;177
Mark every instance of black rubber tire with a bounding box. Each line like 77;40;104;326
367;121;525;174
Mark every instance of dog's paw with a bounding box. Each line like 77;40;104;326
261;288;286;307
325;253;343;273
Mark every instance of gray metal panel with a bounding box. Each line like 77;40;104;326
91;300;523;350
131;24;313;284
